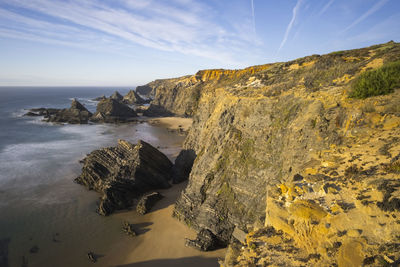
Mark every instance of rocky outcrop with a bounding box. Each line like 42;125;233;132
75;139;173;215
171;149;196;184
135;42;400;265
122;222;137;237
135;85;153;98
185;229;219;251
90;98;137;123
123;90;147;105
32;99;93;124
110;91;123;101
136;192;163;215
92;95;106;101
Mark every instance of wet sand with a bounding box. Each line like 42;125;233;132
1;121;224;267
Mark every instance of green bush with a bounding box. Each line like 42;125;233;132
349;61;400;98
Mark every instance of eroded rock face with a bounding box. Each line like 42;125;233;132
91;98;137;123
75;139;173;215
136;192;163;215
139;42;400;265
123;90;147;105
44;99;92;124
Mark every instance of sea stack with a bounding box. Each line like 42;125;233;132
45;99;92;124
90;98;137;123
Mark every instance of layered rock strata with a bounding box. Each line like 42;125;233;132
136;42;400;264
75;139;173;215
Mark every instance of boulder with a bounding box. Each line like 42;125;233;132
110;91;123;101
44;99;92;124
75;140;173;215
185;229;219;251
122;222;137;237
90;98;137;123
172;149;196;183
136;192;163;215
123;90;147;105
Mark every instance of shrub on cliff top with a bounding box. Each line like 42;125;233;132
349;60;400;99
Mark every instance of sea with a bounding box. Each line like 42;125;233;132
0;87;186;267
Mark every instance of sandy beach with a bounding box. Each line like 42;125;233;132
148;117;193;133
113;182;226;267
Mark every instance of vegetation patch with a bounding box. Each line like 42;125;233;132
349;61;400;99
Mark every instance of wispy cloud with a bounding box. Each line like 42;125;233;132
0;0;258;65
278;0;304;53
251;0;256;34
343;0;389;32
318;0;334;16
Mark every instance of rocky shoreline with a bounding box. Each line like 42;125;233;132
16;41;400;266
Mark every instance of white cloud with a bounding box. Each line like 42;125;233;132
318;0;334;16
278;0;304;53
0;0;258;65
343;0;389;32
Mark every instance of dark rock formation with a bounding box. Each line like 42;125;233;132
135;85;153;97
27;99;93;124
123;90;147;105
136;192;163;215
143;104;175;117
110;91;123;101
172;149;196;184
75;139;173;215
44;99;92;124
90;98;137;123
185;229;219;251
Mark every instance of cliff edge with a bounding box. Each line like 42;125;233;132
141;41;400;266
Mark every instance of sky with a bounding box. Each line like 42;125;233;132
0;0;399;86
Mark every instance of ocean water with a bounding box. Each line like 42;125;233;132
0;87;185;267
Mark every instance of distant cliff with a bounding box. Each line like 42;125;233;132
140;41;400;266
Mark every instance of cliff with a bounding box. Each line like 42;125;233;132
142;41;400;265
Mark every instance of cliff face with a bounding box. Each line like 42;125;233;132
141;42;400;265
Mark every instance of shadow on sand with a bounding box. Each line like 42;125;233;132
0;238;10;267
132;222;153;235
116;256;220;267
149;181;188;213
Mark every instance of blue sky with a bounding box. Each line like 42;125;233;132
0;0;399;86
